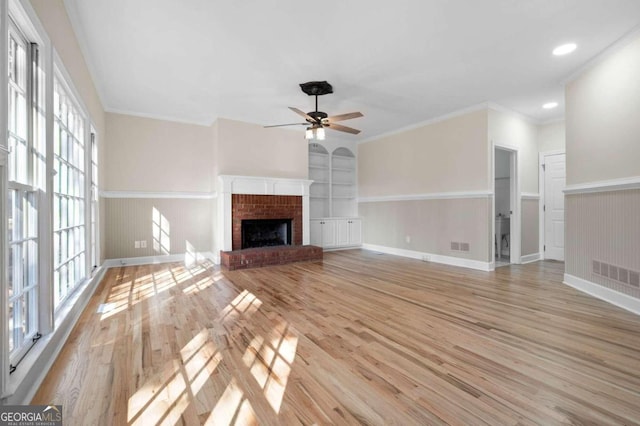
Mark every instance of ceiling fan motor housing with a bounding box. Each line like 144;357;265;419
308;111;328;123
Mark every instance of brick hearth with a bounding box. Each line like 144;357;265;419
221;245;322;270
231;194;302;250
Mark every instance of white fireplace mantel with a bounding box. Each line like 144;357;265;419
217;175;313;253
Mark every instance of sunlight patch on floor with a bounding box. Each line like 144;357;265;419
128;328;222;425
242;320;299;413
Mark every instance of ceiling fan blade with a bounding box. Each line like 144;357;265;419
263;122;308;128
289;107;316;123
326;122;361;135
325;112;363;122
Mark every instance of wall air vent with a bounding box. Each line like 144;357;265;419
451;242;470;252
593;260;640;288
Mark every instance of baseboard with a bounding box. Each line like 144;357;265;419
4;267;107;404
103;251;216;268
564;273;640;316
361;243;492;272
521;253;541;264
323;245;362;252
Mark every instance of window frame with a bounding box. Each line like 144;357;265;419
52;68;89;311
0;0;101;395
5;15;43;367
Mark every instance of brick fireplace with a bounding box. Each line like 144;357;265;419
217;176;316;269
231;194;302;250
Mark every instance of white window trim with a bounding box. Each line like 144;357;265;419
0;0;104;403
51;52;92;316
2;0;52;400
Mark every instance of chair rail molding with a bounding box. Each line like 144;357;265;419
357;190;492;203
564;176;640;195
100;190;217;199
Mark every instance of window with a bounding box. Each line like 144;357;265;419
6;20;43;364
8;190;38;360
53;78;86;309
7;21;29;184
90;130;98;271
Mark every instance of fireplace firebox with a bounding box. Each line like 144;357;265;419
241;219;292;249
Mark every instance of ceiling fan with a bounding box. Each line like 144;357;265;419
264;81;363;140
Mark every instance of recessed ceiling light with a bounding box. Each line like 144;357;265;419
542;102;558;109
553;43;577;56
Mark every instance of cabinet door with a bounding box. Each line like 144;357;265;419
349;219;362;245
322;219;337;247
336;219;350;246
310;220;323;246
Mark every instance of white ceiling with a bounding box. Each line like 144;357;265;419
64;0;640;140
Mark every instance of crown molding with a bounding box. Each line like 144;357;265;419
105;108;214;127
538;117;565;126
486;102;541;125
62;0;108;109
357;102;490;145
563;24;640;85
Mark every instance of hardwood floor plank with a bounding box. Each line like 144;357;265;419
32;251;640;425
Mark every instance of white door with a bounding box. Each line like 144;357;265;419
544;153;566;260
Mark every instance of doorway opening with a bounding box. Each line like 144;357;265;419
494;147;518;267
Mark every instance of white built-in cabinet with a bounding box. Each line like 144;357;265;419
310;218;361;249
308;143;361;249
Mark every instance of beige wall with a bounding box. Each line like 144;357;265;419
358;109;489;197
566;35;640;186
357;109;491;265
565;34;640;301
359;198;491;262
104;198;212;259
538;121;565;153
105;113;214;192
211;120;219;190
488;109;539;194
216;118;308;179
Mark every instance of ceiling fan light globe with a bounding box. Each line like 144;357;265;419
316;127;326;140
305;128;314;139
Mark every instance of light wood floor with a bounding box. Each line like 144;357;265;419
33;250;640;425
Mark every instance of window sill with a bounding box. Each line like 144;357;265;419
1;266;106;404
